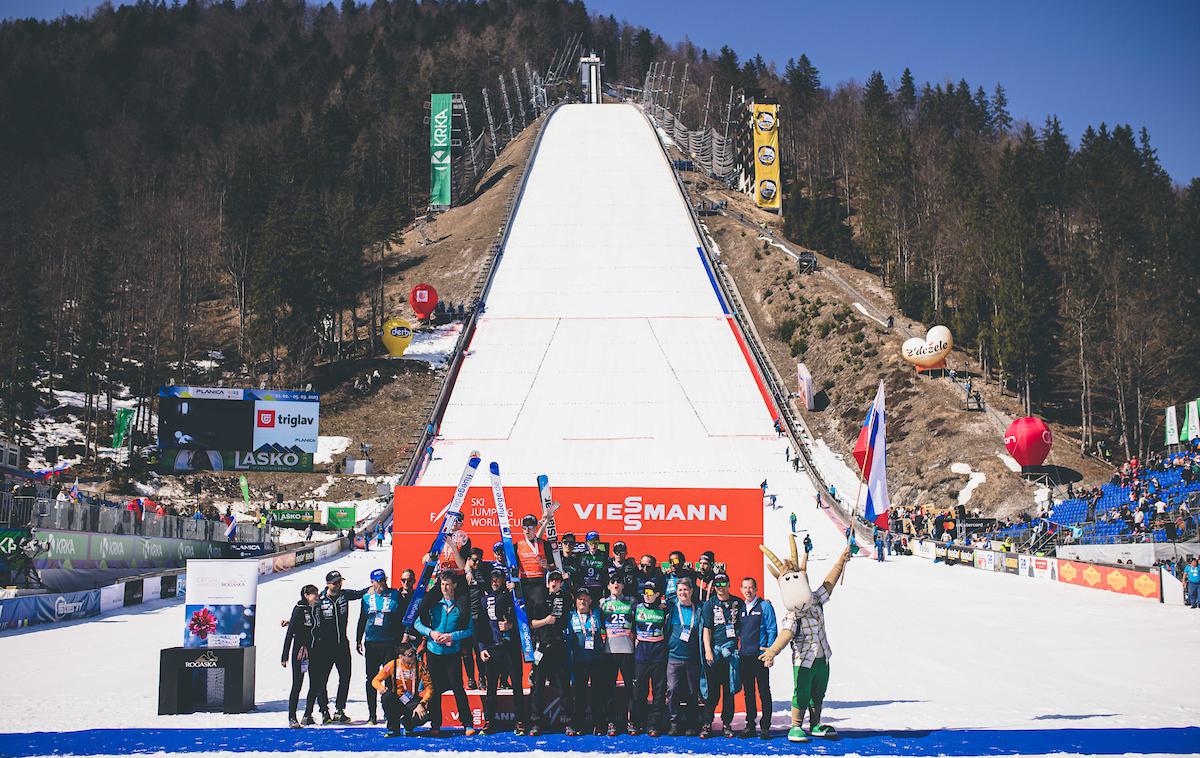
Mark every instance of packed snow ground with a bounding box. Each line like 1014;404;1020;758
1;104;1197;757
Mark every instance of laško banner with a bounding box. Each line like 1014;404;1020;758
392;486;764;588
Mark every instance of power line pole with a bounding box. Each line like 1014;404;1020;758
664;61;675;115
723;85;734;142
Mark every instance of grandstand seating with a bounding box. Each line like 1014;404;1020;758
986;452;1199;546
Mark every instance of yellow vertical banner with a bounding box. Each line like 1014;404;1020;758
752;103;781;210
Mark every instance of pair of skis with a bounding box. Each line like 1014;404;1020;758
489;462;536;663
402;451;482;628
536;474;565;574
404;452;554;665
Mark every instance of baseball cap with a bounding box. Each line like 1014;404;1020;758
492;540;505;552
370;568;386;582
713;573;730;587
547;570;564;583
640;580;658;592
490;567;506;579
585;530;600;541
613;540;627;553
575;587;593;598
326;570;343;583
607;569;626;583
562;533;576;543
521;514;538;527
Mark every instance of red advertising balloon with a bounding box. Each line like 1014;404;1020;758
1004;416;1053;468
409;284;438;320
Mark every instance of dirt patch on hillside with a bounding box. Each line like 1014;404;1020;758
681;170;1110;518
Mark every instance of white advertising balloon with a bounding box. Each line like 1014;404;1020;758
902;326;953;368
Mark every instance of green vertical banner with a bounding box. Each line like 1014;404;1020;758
112;408;133;449
239;475;250;506
430;93;453;207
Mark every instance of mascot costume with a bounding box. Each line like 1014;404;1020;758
758;534;851;743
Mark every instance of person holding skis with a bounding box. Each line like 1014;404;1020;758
632;579;669;737
477;567;528;734
516;514;552;610
528;569;569;736
462;547;493;690
356;569;404;725
599;569;636;736
414;574;476;736
701;573;743;738
282;584;319;728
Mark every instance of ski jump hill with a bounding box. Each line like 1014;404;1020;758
1;104;1197;758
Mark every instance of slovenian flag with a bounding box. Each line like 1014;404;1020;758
224;516;237;540
860;380;891;530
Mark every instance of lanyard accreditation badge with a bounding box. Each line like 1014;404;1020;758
677;603;693;643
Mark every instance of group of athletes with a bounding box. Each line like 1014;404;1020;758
281;510;828;740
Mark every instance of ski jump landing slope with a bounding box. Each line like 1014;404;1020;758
421;104;781;489
1;104;1199;758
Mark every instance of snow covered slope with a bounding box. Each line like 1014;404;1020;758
421;104;782;489
1;103;1197;758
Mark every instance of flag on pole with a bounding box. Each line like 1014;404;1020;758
69;478;80;503
852;392;881;474
1165;405;1179;446
224;516;237;541
112;408;134;450
861;380;891;530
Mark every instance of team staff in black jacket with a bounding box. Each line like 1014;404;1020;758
476;567;528;734
310;570;368;723
282;584;320;727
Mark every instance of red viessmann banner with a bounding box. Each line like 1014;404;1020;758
391;486;765;587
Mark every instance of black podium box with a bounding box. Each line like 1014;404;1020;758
159;646;256;714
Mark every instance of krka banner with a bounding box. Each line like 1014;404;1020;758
752;102;781;210
430;93;453;207
183;559;259;648
1181;400;1200;443
1165;405;1179;446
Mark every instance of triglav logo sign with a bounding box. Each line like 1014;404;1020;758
572;496;729;532
757;145;776;165
758;179;778;201
755;110;776;132
184;651;220;668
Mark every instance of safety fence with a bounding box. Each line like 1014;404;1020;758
906;537;1181;603
1;494;268;543
0;536;347;632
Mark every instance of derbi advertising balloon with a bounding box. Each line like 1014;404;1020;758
381;318;414;357
410;284;438;320
901;325;953;369
1004;416;1053;468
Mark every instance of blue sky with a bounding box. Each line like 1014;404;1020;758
586;0;1200;184
3;0;1197;183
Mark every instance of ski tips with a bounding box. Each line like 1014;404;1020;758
468;450;482;465
489;461;500;475
536;474;549;486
